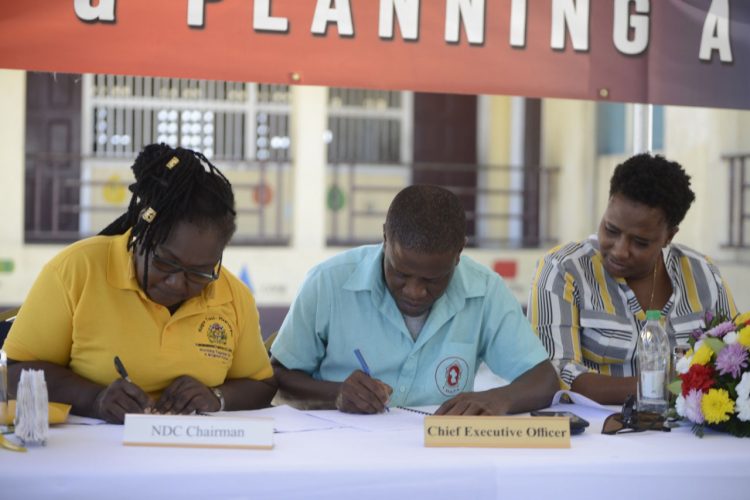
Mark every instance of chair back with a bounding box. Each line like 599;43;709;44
0;306;20;348
263;331;278;354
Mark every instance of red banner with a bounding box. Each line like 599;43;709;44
0;0;747;109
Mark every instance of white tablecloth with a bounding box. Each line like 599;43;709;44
1;411;749;500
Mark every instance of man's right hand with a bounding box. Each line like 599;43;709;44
94;378;152;424
335;370;393;414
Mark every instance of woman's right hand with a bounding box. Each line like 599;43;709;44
94;379;152;424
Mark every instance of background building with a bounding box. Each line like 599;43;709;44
1;69;748;335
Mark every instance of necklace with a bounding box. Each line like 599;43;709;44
648;257;659;311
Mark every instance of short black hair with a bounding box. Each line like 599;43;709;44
99;144;236;283
384;185;466;254
609;153;695;228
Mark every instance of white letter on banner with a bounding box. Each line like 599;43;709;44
550;0;589;51
445;0;486;45
187;0;223;28
613;0;650;55
254;0;289;32
311;0;354;37
509;0;527;47
379;0;420;40
187;0;206;27
74;0;116;22
699;0;733;63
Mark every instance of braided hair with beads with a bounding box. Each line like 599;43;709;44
99;143;236;290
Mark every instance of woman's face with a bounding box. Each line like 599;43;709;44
134;220;226;308
598;193;677;280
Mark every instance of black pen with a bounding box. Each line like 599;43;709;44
113;355;132;383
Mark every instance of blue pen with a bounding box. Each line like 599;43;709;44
353;348;371;376
353;348;389;412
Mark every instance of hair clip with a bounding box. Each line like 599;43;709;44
166;156;180;170
141;207;157;223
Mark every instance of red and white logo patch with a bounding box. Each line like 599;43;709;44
435;356;469;396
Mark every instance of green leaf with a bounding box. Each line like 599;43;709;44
703;337;726;355
668;379;683;396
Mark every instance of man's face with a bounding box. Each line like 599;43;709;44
383;238;461;317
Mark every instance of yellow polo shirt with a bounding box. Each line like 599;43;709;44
5;232;272;397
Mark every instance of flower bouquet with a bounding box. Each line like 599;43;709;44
670;311;750;437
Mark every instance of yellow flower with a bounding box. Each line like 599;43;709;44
690;344;713;366
738;326;750;348
734;312;750;327
701;388;735;424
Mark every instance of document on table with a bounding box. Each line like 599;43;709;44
66;415;107;425
227;405;342;433
65;405;343;432
64;404;436;432
305;406;436;432
547;390;618;420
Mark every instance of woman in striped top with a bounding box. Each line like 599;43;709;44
528;153;737;404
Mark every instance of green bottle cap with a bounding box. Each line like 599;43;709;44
646;310;662;321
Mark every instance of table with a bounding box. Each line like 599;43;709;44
2;411;749;500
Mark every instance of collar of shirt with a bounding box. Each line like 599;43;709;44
587;234;678;287
341;244;486;338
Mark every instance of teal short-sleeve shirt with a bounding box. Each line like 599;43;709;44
271;245;547;407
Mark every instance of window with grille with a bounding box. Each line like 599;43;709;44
87;75;291;162
325;88;412;245
326;88;411;164
25;73;293;244
324;92;559;249
725;153;750;249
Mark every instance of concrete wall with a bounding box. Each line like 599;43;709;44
0;70;28;303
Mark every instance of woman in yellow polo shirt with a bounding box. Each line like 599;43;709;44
5;144;276;423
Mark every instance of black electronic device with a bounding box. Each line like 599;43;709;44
530;410;590;435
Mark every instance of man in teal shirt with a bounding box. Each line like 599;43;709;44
271;185;558;415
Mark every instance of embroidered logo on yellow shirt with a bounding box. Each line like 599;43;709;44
196;316;234;363
207;322;228;345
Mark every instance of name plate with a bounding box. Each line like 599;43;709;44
424;416;570;448
123;414;274;449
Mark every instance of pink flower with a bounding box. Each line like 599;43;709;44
706;321;736;339
715;343;749;379
684;389;705;425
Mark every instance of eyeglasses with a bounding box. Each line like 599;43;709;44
150;250;222;285
601;395;671;435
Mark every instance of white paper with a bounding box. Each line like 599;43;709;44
226;405;341;433
551;390;610;409
547;390;618;420
65;415;107;425
306;406;430;432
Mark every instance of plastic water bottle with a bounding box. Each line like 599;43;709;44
636;310;670;414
